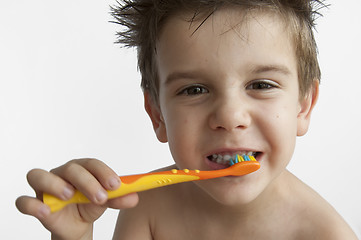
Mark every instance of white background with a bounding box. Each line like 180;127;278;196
1;0;360;239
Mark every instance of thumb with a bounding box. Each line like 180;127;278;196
107;193;139;210
76;203;108;223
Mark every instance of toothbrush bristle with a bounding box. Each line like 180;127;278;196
231;154;257;165
229;159;235;166
226;154;258;167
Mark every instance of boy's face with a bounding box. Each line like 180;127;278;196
146;9;317;205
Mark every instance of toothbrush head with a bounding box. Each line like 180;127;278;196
226;154;260;176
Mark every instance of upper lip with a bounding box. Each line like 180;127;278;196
205;148;261;158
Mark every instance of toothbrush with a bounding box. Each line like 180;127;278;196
44;154;260;212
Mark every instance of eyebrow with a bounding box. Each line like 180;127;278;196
165;70;204;86
250;64;292;76
165;64;292;85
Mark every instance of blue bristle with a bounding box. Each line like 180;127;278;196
229;159;235;166
244;154;250;161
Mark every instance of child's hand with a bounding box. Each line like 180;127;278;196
16;158;139;240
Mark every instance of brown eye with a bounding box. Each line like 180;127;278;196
247;80;276;90
179;85;209;95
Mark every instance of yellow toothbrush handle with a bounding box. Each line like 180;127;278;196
108;173;199;198
44;172;200;212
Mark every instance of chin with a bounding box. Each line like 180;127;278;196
194;173;265;207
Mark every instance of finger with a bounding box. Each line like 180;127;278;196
16;195;100;234
27;169;75;201
73;158;121;190
16;195;51;220
51;160;109;204
76;203;108;223
107;193;139;210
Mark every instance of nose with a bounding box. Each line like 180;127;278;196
208;93;251;131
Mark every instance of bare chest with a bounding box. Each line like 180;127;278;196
150;212;301;240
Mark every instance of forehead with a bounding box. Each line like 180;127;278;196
157;6;292;45
156;7;297;83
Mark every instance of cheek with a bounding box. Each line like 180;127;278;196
165;111;191;141
276;105;299;133
163;109;201;166
259;102;299;152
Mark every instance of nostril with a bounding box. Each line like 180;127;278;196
208;100;252;131
213;122;248;131
235;123;248;129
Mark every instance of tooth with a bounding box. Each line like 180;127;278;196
210;151;257;164
223;155;231;161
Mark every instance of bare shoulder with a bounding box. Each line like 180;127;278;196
113;165;183;240
112;192;153;240
284;172;358;240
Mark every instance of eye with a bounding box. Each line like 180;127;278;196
178;85;209;96
246;80;277;90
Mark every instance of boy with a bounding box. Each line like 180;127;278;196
16;0;358;239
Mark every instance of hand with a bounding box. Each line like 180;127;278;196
16;158;139;240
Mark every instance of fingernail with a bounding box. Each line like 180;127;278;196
95;190;108;203
38;205;50;218
109;177;121;189
62;187;74;200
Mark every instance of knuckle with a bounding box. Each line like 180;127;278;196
63;160;81;172
26;168;44;184
27;168;40;179
71;157;100;167
50;160;82;179
82;158;101;167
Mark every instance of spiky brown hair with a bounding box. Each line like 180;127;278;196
111;0;327;103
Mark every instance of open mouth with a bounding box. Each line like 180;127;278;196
207;151;261;167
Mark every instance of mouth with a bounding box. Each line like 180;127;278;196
206;151;261;169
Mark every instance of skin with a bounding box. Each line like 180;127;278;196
16;159;139;240
16;7;357;240
152;9;306;207
114;9;357;239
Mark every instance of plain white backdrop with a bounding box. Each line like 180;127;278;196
1;0;360;239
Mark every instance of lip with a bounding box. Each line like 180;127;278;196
205;148;261;158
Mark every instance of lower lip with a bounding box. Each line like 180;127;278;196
205;158;230;170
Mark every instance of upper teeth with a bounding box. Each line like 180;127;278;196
210;152;255;164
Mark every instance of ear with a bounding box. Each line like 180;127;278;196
144;92;168;143
297;80;319;136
